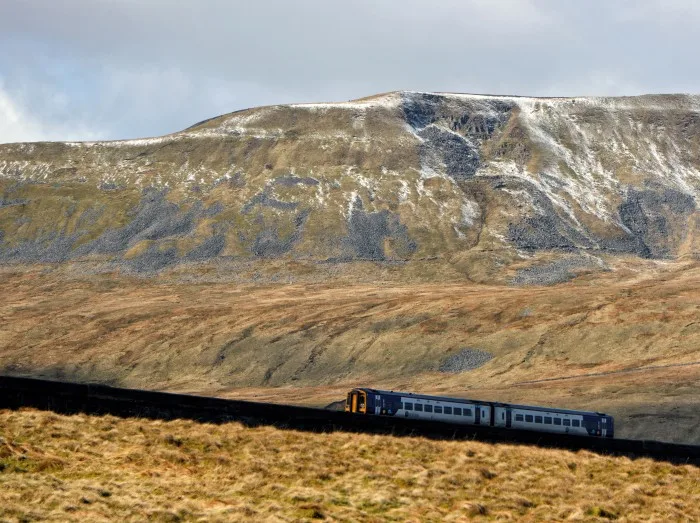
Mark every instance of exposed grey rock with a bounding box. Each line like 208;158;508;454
401;92;441;129
439;348;493;373
0;232;80;264
403;92;512;183
273;175;319;186
618;187;696;258
241;192;299;214
203;202;224;217
504;181;595;252
511;255;608;286
450;100;513;136
251;209;310;258
76;188;200;256
508;215;578;251
418;125;480;180
184;233;226;261
345;196;416;260
0;198;28;208
127;244;179;273
76;207;104;229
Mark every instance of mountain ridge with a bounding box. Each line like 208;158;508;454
1;90;699;283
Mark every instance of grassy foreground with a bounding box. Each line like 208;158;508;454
1;409;699;521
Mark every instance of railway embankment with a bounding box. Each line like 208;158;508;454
1;375;699;465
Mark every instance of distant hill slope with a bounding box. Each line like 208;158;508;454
1;91;699;282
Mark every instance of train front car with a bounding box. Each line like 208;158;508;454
345;388;403;416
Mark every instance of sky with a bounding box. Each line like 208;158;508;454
1;0;699;143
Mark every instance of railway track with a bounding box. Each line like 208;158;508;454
1;375;699;465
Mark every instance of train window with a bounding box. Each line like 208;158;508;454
434;406;442;414
563;419;571;426
444;407;452;415
415;404;423;412
572;420;580;427
515;414;524;422
453;407;461;415
534;416;543;424
404;403;413;411
425;405;433;413
525;415;533;423
464;409;472;416
544;417;552;425
553;418;562;425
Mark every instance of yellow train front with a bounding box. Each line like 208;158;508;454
345;387;614;438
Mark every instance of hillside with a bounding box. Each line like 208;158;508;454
1;91;699;282
2;408;699;521
1;91;700;443
1;262;699;443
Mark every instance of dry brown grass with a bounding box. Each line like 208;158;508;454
1;408;699;522
1;262;700;442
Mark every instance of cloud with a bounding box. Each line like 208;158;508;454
0;83;104;144
0;0;699;142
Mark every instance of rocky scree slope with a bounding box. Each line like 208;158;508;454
1;91;699;282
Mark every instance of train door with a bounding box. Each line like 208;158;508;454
476;406;489;425
602;416;613;438
505;409;512;428
346;391;359;413
490;405;495;427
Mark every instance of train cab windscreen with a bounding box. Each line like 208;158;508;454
358;391;366;413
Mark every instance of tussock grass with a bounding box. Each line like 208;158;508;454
1;409;699;521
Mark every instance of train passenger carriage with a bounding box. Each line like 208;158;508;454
345;388;614;438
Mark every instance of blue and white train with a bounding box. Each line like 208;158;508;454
345;388;614;438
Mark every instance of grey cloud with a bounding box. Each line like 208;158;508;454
0;0;699;142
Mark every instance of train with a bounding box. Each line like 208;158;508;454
345;388;614;438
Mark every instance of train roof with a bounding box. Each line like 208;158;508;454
353;388;609;417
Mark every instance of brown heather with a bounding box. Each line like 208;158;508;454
1;408;699;522
2;262;700;443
